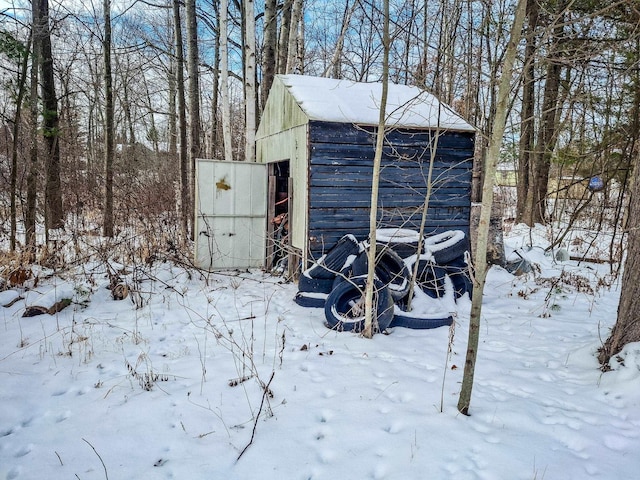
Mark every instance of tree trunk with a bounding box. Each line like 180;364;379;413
168;3;177;157
323;0;355;78
458;0;527;416
210;0;220;158
103;0;115;237
39;0;64;232
277;0;293;74
121;60;136;145
173;0;189;238
598;34;640;368
26;1;40;261
527;3;567;225
599;157;640;366
517;0;538;224
285;0;303;73
363;0;389;339
244;0;257;162
220;0;233;162
9;34;31;252
261;0;277;106
186;0;201;237
531;59;562;224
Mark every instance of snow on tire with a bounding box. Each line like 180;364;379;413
351;246;411;301
294;292;327;308
443;256;473;300
324;276;394;333
423;230;467;265
374;228;422;259
409;260;448;299
306;234;361;279
297;274;335;294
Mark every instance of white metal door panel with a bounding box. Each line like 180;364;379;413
195;160;267;270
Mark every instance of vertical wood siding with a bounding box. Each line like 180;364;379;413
307;121;474;258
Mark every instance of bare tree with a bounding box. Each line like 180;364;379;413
173;0;189;237
186;0;201;236
102;0;115;237
286;0;304;73
322;0;356;79
38;0;63;232
4;31;30;251
26;1;41;260
363;0;389;339
244;0;257;162
220;0;233;161
458;0;528;416
277;0;293;74
261;0;277;106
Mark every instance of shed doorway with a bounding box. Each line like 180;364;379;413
267;160;292;273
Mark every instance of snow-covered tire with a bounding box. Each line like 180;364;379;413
298;274;335;294
306;235;361;279
324;276;394;333
294;292;327;308
423;230;467;265
390;310;453;330
443;257;473;299
449;271;473;300
351;246;411;301
410;260;448;299
375;228;422;259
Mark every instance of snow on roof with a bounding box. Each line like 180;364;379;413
279;74;475;132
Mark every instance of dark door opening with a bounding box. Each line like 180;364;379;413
267;160;291;272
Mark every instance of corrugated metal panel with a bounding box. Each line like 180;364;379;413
195;160;266;270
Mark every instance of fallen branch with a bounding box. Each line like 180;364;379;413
236;371;275;461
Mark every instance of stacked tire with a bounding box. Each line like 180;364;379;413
294;235;361;309
294;229;473;334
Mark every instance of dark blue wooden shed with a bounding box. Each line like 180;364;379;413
256;74;476;267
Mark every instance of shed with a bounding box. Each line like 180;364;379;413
194;74;475;271
256;74;476;268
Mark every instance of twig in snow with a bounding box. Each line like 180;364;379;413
236;371;275;461
82;438;108;480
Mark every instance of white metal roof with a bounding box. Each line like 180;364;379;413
278;74;475;132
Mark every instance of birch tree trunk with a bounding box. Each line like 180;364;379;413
173;0;189;237
277;0;293;74
244;0;257;162
103;0;115;237
168;3;177;157
209;2;220;158
286;0;304;73
186;0;201;236
363;0;389;339
220;0;233;161
457;0;528;416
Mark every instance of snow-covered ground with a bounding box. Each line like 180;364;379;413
1;225;639;480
